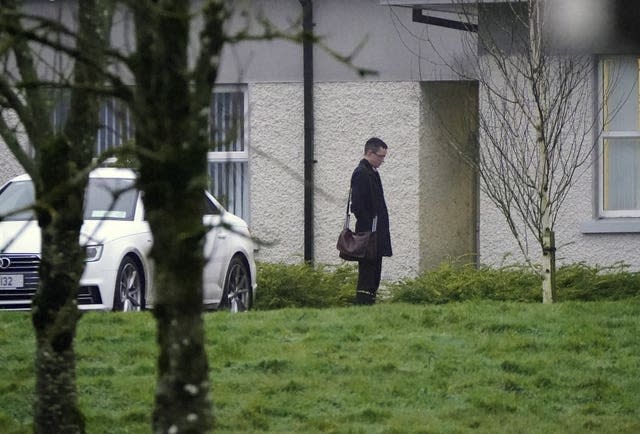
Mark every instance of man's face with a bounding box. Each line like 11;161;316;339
367;147;387;169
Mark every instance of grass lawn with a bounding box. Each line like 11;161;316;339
1;301;639;433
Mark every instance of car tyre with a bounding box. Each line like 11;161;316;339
113;256;145;312
221;255;252;312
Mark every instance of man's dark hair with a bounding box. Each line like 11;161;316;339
364;137;388;154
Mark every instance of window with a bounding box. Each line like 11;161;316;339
208;86;249;221
51;87;250;221
51;92;133;155
0;181;35;221
84;178;138;221
601;57;640;217
96;98;134;155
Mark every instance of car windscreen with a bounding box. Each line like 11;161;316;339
0;177;138;221
84;178;138;221
0;180;36;221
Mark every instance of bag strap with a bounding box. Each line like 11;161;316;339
343;189;351;230
366;167;378;233
344;187;377;232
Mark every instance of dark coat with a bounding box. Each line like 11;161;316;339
350;158;392;257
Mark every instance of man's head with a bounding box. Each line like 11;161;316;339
363;137;388;169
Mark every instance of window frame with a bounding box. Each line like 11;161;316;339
207;84;249;161
598;56;640;218
207;84;250;222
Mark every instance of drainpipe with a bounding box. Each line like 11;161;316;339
300;0;315;264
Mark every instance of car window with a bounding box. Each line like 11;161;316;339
0;181;35;221
84;178;138;221
204;195;221;216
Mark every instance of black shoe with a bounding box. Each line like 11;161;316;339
355;290;376;305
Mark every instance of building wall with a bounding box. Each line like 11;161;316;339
0;113;31;186
249;81;424;281
420;81;478;271
479;170;640;270
0;143;26;186
216;0;467;84
248;83;306;263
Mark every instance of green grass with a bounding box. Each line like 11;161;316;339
1;301;640;433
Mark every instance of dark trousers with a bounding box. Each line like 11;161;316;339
356;256;382;305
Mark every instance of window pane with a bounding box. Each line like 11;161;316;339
603;57;639;131
51;90;70;132
84;178;138;221
210;91;244;152
49;92;133;155
208;161;248;220
603;138;640;211
97;98;134;155
0;181;35;221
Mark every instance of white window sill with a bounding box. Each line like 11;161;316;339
581;218;640;234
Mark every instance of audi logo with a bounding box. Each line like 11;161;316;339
0;257;10;269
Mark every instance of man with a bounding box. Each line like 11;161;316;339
350;137;392;305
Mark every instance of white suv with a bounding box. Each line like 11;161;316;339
0;167;256;312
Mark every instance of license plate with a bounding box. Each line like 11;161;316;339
0;274;24;289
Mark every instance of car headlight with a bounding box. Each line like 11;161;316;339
85;244;104;262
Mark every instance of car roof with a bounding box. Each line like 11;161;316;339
6;166;226;209
89;167;137;180
9;173;31;182
8;167;137;183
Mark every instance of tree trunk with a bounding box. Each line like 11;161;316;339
29;1;107;431
541;228;556;303
141;162;212;433
151;248;212;432
131;1;217;431
32;219;85;433
34;343;83;433
530;0;557;303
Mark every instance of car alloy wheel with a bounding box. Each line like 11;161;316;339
222;255;252;312
114;256;144;312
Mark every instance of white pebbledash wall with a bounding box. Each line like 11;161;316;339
0;146;25;186
0;112;31;186
479;174;640;270
249;81;423;281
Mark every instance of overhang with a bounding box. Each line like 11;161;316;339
381;0;492;32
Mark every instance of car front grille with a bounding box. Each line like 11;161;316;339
0;254;39;310
0;255;103;310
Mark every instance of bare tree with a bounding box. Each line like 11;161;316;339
0;0;111;431
422;0;600;302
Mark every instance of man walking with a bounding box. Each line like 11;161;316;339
350;137;392;305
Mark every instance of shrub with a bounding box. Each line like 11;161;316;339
388;261;640;304
254;262;357;310
254;261;640;309
556;262;640;301
388;262;541;304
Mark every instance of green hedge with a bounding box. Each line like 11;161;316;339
389;261;640;304
388;262;541;304
254;262;357;310
555;262;640;301
254;261;640;309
